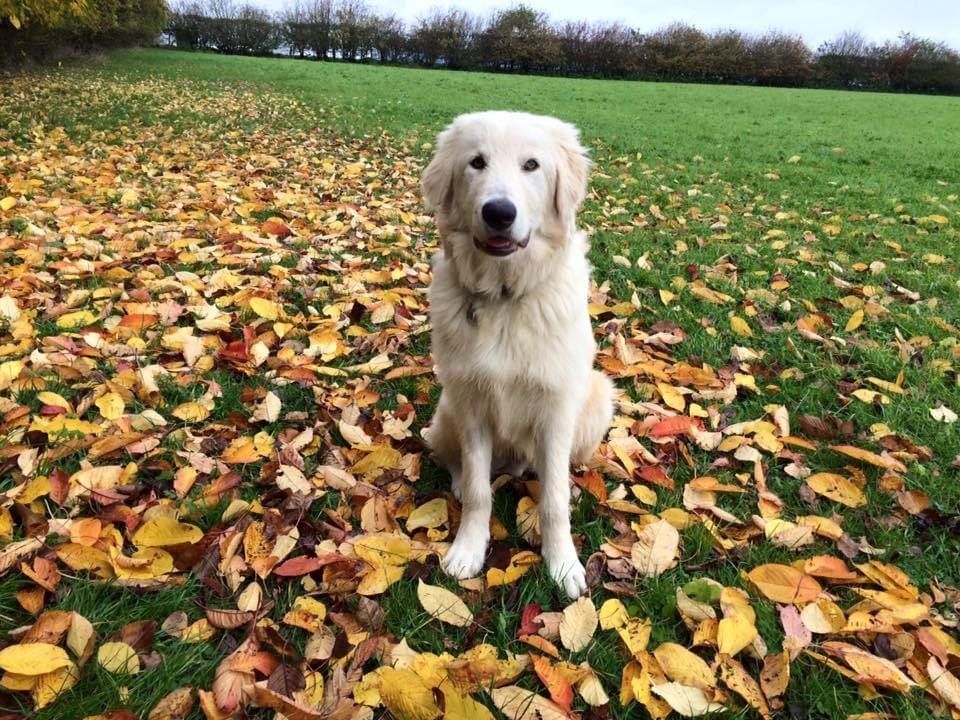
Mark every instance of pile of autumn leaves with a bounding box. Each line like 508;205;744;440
0;73;959;720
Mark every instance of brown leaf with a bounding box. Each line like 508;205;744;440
148;687;195;720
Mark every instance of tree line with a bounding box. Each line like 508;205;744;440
1;0;168;64
3;0;958;94
163;1;960;94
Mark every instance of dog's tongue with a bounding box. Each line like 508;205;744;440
486;236;513;250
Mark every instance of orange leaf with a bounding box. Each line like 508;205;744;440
746;564;822;604
530;654;574;712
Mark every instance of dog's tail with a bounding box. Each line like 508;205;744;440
572;370;616;465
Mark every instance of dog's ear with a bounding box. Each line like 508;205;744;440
422;126;456;212
552;120;591;222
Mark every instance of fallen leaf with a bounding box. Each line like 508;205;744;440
559;596;598;652
416;579;473;627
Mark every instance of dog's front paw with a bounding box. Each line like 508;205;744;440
544;542;588;598
442;530;487;579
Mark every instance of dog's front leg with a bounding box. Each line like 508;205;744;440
442;424;492;579
537;412;588;598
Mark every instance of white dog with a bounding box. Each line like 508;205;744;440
421;111;614;598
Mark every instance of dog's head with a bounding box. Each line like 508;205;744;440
422;111;590;261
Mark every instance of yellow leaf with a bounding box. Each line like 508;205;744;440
718;656;770;719
805;472;867;508
441;685;496;720
652;643;716;691
96;392;125;421
559;596;598;652
717;613;757;657
487;551;540;587
0;644;72;675
690;283;734;305
222;435;273;463
0;197;16;212
351;445;402;476
379;667;440;720
249;297;280;320
598;599;629;630
96;642;139;675
830;445;906;473
113;547;175;580
353;533;411;567
282;596;328;632
405;498;448;531
417;579;473;627
32;662;79;709
36;392;72;412
56;310;97;329
657;383;686;412
30;416;104;438
132;516;203;547
730;315;752;338
845;309;864;332
747;564;822;604
617;617;652;658
851;388;890;405
821;641;914;692
0;360;24;389
68;465;124;501
171;401;210;423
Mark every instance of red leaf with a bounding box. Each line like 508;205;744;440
261;219;292;238
48;468;69;506
638;466;675;490
519;603;542;637
273;553;345;577
649;416;704;437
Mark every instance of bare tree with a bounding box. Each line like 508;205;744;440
410;8;479;68
334;0;372;61
370;12;405;63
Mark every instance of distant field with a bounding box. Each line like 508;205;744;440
0;48;958;720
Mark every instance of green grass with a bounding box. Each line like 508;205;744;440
0;48;958;720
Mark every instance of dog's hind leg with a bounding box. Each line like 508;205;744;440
423;393;463;498
571;371;615;465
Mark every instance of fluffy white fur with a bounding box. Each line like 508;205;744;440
421;111;614;598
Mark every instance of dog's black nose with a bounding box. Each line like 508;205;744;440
481;198;517;231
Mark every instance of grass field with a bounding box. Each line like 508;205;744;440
0;48;959;720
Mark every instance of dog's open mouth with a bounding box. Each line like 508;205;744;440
474;234;530;257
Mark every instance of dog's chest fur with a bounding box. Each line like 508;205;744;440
429;252;594;396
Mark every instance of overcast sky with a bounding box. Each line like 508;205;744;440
251;0;960;50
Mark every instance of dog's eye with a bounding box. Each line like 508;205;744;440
523;159;539;172
469;156;486;170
